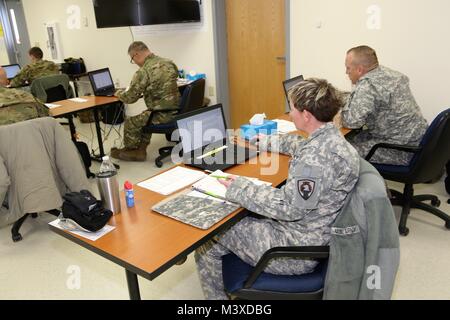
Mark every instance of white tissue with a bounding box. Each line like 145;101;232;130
249;113;266;126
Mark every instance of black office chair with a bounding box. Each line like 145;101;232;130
365;108;450;236
143;78;206;167
446;161;450;204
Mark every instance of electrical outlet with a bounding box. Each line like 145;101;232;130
208;86;215;97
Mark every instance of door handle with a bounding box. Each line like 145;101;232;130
276;56;286;61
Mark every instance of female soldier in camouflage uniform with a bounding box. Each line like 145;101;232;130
195;78;360;300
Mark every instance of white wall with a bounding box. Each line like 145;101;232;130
290;0;450;122
21;0;217;108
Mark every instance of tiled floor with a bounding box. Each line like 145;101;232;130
0;119;449;299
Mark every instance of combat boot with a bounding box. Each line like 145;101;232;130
110;144;147;162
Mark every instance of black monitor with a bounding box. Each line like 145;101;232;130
93;0;139;28
93;0;200;28
283;75;304;104
2;64;21;80
140;0;201;25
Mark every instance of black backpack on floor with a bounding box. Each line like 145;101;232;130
74;141;95;178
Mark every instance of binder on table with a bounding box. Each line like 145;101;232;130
151;194;239;230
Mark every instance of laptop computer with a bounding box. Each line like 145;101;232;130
176;104;258;172
88;68;116;96
2;64;21;80
282;75;304;104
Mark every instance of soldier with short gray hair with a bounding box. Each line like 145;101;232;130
195;78;360;300
0;67;48;126
111;41;180;161
342;45;428;165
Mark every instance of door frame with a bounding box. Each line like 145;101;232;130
212;0;291;126
0;0;31;65
0;0;18;64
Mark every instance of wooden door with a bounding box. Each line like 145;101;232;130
226;0;286;128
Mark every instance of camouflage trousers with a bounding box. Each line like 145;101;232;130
123;110;152;149
347;130;416;165
195;216;317;300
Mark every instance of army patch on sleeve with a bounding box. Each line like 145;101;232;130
297;179;316;200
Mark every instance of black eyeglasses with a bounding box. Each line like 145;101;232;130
130;53;138;64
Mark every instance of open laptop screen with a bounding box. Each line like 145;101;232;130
283;75;304;104
176;104;228;154
2;64;21;80
88;68;114;94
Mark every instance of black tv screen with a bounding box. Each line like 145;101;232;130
93;0;201;28
93;0;139;28
140;0;201;25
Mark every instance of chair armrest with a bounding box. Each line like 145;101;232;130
144;107;180;127
365;143;422;162
243;246;330;289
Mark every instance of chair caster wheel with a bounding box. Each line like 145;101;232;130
12;233;23;242
155;160;163;168
445;221;450;229
447;199;450;204
158;149;164;156
399;227;409;236
431;198;441;207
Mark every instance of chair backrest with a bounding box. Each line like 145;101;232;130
178;78;206;115
407;108;450;183
30;74;74;103
45;85;68;103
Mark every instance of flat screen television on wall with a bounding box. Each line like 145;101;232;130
93;0;201;28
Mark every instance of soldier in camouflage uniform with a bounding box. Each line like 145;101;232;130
111;41;180;161
0;67;48;125
9;47;59;88
342;45;428;165
195;78;360;300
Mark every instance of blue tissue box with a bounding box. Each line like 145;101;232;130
240;120;278;140
186;73;206;81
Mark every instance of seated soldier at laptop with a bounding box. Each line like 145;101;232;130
0;67;48;126
9;47;59;88
111;41;180;162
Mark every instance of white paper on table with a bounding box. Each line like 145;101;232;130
44;103;61;108
49;219;115;241
68;98;88;103
192;170;272;200
273;119;297;134
137;166;207;195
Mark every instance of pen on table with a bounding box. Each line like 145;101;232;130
209;175;231;180
196;145;228;160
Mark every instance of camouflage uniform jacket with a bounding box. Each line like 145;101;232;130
342;66;428;160
116;54;180;124
10;60;59;87
225;123;360;245
0;87;48;125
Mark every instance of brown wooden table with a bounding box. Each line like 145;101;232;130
49;95;120;166
49;153;290;300
49;113;349;300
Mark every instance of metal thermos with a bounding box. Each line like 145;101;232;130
97;172;121;214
